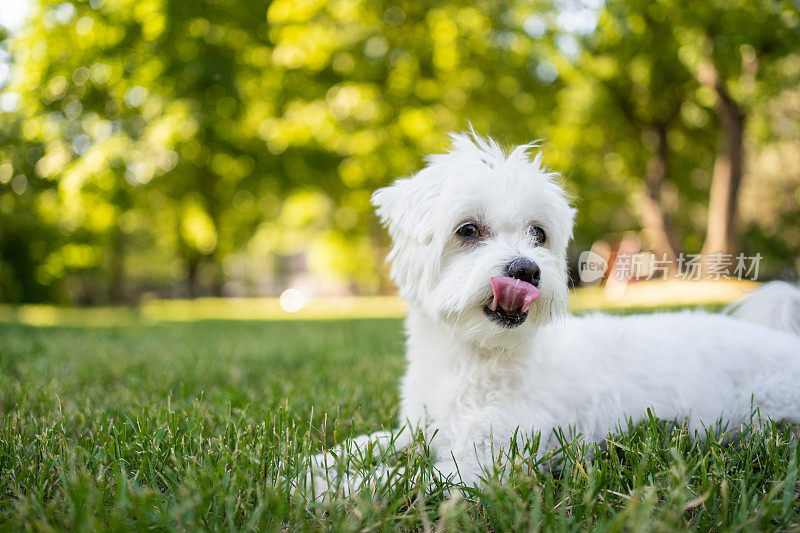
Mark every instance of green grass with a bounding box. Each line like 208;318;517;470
1;317;798;531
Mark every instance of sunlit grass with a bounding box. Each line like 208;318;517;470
0;280;759;326
572;279;759;312
1;317;798;530
0;296;407;326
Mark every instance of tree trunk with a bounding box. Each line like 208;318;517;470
636;124;681;263
108;224;125;303
202;172;225;297
210;255;225;297
692;39;747;263
187;257;200;298
702;82;745;258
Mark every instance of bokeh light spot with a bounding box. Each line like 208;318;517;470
279;288;304;313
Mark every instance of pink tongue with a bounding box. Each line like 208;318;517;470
489;276;542;315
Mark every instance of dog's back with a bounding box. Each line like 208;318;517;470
726;281;800;338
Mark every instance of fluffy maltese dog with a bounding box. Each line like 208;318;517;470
304;132;800;497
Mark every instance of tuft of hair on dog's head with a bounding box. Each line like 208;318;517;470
372;131;576;350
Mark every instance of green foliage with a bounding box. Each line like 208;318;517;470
1;317;799;530
0;0;798;302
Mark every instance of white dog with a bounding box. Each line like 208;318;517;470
305;132;800;496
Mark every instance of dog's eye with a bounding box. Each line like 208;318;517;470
529;225;546;245
456;223;481;239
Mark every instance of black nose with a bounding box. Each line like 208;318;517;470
506;257;541;287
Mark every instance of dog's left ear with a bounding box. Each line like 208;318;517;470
556;204;578;248
567;205;577;233
372;170;444;298
371;170;440;244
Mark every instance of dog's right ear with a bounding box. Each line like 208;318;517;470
371;171;439;244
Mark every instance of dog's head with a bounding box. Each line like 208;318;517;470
372;132;575;350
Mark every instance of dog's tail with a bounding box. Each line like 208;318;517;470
725;281;800;337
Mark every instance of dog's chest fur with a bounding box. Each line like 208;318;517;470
399;309;560;455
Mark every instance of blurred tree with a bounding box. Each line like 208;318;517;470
261;0;565;290
0;0;797;303
544;0;701;262
3;0;279;300
0;24;66;302
669;0;800;259
0;92;64;302
531;0;799;265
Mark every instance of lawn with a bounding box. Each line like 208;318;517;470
1;312;799;531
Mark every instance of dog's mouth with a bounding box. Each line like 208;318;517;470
483;276;542;328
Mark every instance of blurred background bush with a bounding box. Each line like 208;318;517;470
0;0;798;305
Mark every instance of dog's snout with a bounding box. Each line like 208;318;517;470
506;258;541;287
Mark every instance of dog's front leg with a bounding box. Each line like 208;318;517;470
304;428;413;499
433;451;485;488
